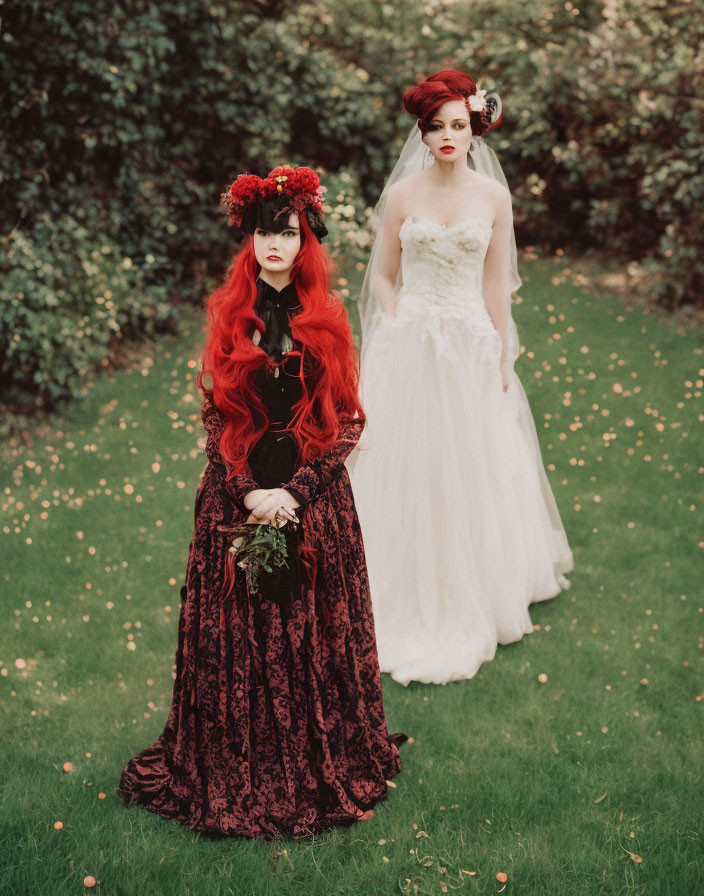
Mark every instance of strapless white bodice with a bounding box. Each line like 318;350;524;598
399;216;493;301
395;216;499;360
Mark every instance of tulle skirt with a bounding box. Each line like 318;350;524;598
349;304;573;686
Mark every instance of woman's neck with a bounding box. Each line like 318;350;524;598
427;155;472;188
258;270;294;293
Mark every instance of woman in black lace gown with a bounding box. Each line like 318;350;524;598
117;166;406;839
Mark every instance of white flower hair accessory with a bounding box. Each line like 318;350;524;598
466;87;503;129
468;87;487;112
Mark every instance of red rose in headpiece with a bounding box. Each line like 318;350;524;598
220;165;326;229
230;173;263;200
221;173;265;224
287;166;321;197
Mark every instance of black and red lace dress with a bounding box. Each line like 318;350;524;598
117;277;406;839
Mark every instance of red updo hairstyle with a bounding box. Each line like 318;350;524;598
402;69;500;137
198;211;364;476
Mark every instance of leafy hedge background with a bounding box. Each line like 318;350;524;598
2;0;701;412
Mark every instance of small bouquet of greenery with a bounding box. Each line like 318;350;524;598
218;513;299;595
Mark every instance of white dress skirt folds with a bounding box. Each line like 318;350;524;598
349;215;574;686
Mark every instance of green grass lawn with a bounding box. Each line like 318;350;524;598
1;255;702;895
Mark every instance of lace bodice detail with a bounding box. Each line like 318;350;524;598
390;216;500;362
399;216;493;300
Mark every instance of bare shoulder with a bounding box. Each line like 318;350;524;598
386;171;426;202
383;177;415;222
481;178;511;224
470;169;509;200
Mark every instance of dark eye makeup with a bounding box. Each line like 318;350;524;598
428;122;467;131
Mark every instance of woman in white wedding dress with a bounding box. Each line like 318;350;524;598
349;69;573;686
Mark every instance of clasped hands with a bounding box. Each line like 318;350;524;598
243;487;300;527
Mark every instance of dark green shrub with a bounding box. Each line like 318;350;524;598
1;0;699;414
0;219;177;411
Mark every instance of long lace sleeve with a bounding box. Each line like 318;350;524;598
482;187;520;367
281;415;364;508
201;391;259;512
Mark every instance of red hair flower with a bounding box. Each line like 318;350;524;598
221;173;265;225
288;166;322;198
220;165;324;226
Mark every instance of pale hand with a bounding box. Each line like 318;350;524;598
243;489;270;511
244;487;300;526
499;356;514;394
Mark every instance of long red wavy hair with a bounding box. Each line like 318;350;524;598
198;213;364;476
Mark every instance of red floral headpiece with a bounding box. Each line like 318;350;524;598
221;165;326;228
